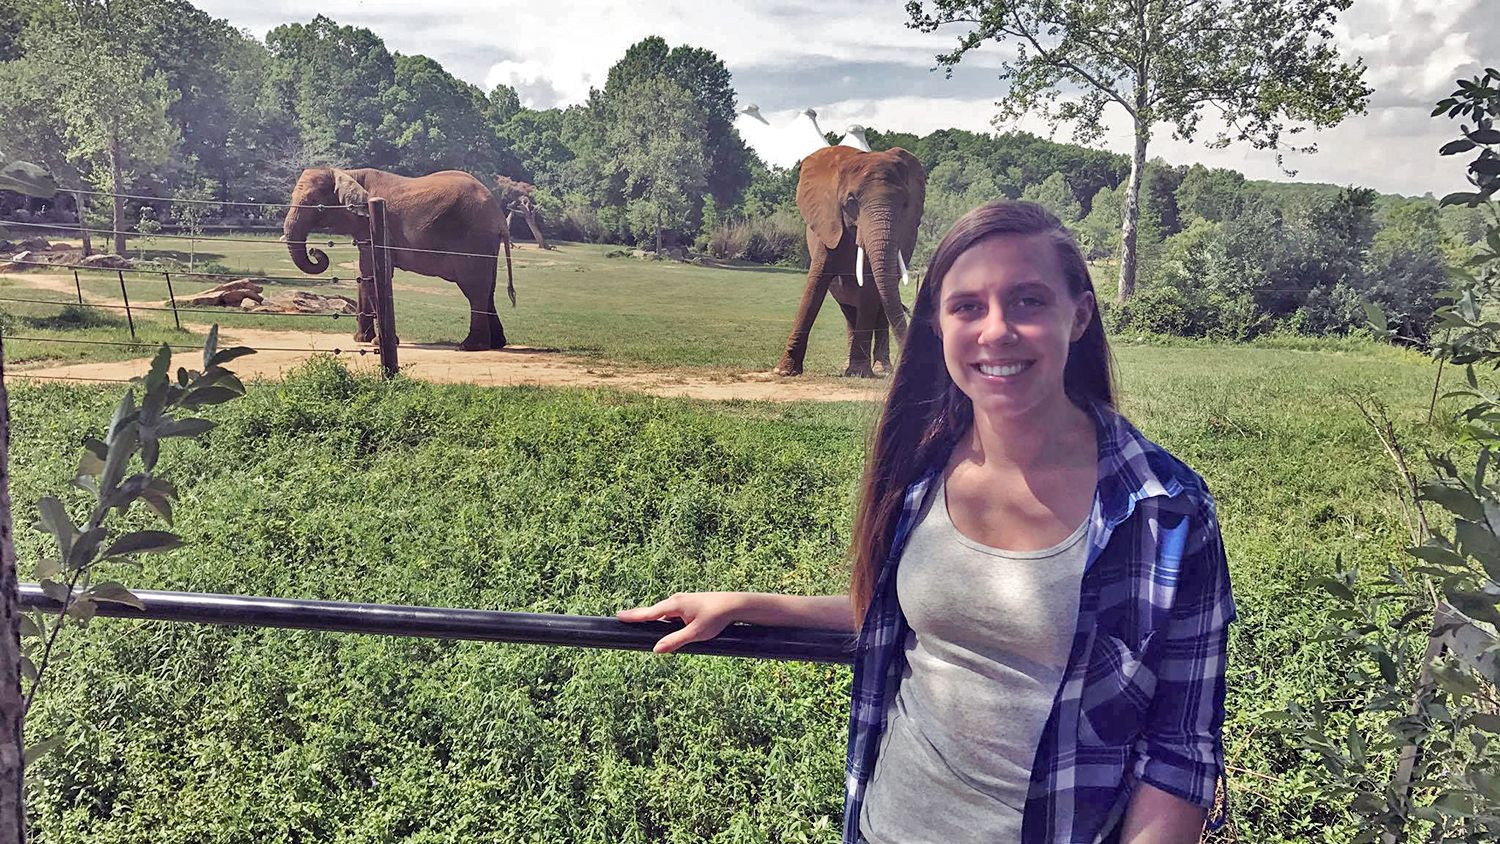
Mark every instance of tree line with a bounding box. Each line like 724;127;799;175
0;1;1489;341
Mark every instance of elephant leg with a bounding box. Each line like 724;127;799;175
844;302;878;378
354;246;376;343
456;275;498;351
355;277;377;343
873;308;892;374
775;232;846;376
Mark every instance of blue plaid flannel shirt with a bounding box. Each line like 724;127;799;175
843;402;1235;843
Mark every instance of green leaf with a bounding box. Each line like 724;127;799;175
98;425;139;497
182;385;243;408
33;558;59;580
1389;606;1430;630
1362;301;1388;332
1409;544;1468;569
1474;158;1500;175
35;496;75;560
1455;519;1500;581
202;324;219;371
66;525;106;570
1419;483;1486;521
1432;661;1482;698
1314;575;1356;602
23;735;64;766
1441;191;1483;207
1468;128;1500;144
1445;588;1500;627
18;615;40;638
159;418;216;439
65;596;95;622
207;346;256;367
100;530;183;559
86;581;143;610
75;439;106;480
1468;712;1500;733
1440;138;1478;155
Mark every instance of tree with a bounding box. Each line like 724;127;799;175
8;5;178;256
266;15;396;168
603;37;751;213
1176;164;1248;223
1019;171;1082;221
907;0;1371;301
608;76;708;255
382;54;515;175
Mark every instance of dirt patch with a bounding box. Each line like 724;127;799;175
9;325;887;403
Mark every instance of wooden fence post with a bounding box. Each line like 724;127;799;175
367;198;399;378
0;326;28;844
116;271;135;340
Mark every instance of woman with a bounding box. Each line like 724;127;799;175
620;202;1234;843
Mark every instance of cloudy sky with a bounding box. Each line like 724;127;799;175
197;0;1495;197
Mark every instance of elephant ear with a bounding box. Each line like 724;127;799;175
332;169;371;217
796;147;850;251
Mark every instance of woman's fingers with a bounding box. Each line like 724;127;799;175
653;617;727;654
616;595;681;623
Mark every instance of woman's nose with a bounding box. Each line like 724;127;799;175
978;308;1017;346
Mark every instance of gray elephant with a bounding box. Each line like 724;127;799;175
282;168;515;350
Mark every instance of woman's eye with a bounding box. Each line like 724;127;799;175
1017;296;1046;308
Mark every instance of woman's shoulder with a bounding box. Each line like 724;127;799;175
1090;402;1215;512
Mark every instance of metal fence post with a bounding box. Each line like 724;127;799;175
116;270;135;339
367;197;398;378
163;271;180;330
72;270;82;305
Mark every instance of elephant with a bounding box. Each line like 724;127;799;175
282;168;515;350
774;145;926;377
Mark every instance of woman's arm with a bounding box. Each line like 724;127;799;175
617;592;854;653
1117;782;1207;843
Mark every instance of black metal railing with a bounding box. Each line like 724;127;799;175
17;584;855;664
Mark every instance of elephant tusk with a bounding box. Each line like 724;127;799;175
899;250;910;287
855;246;865;287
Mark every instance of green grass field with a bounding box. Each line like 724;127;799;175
2;234;874;374
5;315;1453;841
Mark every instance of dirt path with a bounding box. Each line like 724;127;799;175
10;325;888;403
3;267;885;402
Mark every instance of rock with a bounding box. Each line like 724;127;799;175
79;253;133;269
18;237;54;251
239;297;258;310
630;249;650;259
175;279;264;307
258;290;358;315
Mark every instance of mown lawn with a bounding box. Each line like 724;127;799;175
6;333;1453;842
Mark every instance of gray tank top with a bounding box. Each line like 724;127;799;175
859;479;1087;844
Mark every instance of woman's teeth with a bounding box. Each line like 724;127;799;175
977;361;1031;377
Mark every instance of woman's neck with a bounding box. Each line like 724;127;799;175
960;393;1095;472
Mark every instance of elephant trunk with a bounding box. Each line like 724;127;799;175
283;206;329;275
861;213;908;343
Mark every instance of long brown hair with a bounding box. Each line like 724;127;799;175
848;201;1116;626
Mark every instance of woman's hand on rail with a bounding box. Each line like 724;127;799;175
616;592;748;654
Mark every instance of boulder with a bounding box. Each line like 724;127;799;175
176;279;265;307
79;253;133;269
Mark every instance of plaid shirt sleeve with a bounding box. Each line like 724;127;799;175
1133;500;1236;820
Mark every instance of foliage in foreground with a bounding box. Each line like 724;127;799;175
1284;67;1500;843
3;343;1451;842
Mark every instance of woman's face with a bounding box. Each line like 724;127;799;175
937;234;1094;421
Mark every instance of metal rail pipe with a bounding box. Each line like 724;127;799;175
18;584;855;664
